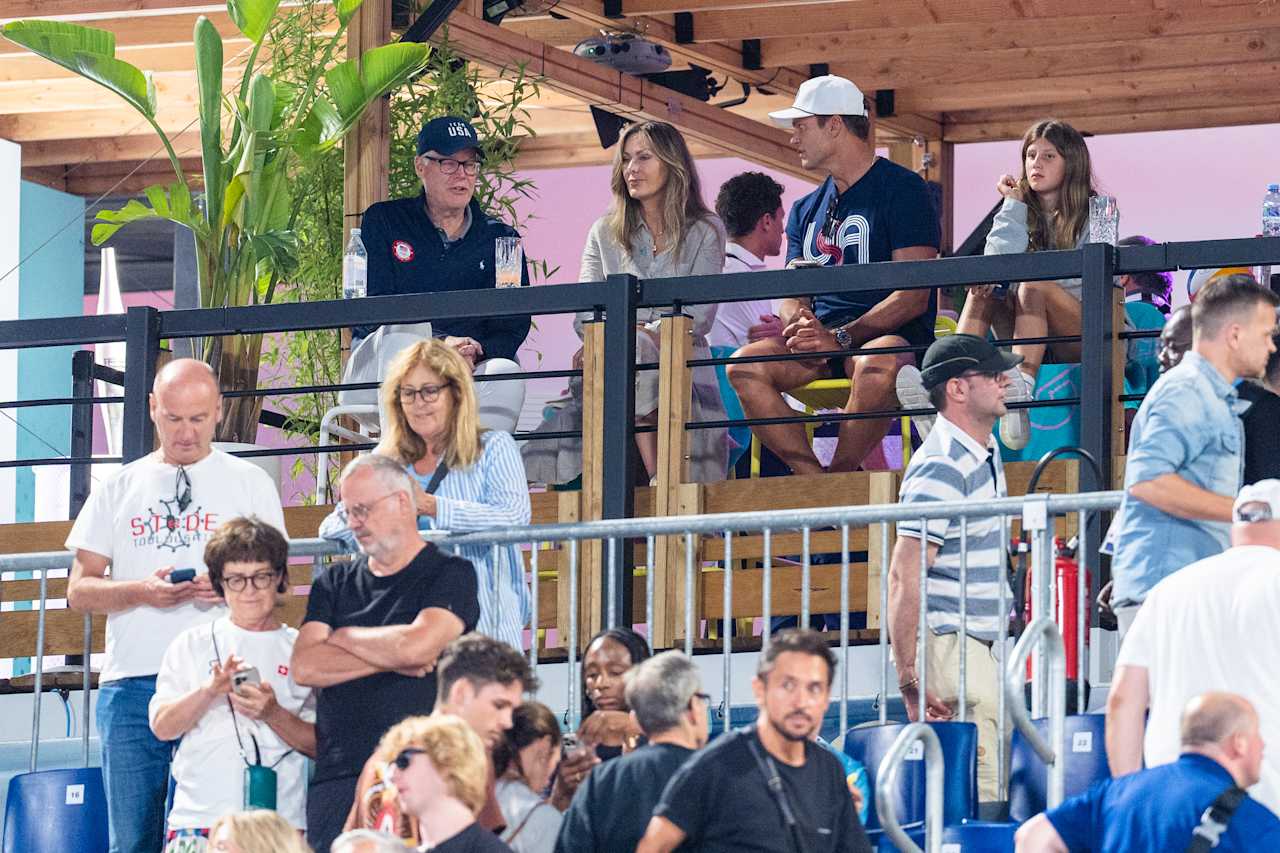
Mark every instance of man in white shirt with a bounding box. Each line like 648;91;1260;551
66;358;287;853
711;171;786;349
1106;479;1280;816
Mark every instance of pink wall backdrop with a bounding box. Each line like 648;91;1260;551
77;122;1280;505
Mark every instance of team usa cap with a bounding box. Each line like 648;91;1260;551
417;116;481;157
768;75;868;127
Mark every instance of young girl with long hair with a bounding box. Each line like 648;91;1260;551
902;119;1102;447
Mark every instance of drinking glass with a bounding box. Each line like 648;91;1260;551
495;236;523;288
1088;195;1119;245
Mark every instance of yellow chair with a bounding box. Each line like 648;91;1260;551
749;378;914;476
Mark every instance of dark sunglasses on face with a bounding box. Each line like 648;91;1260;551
175;465;192;513
393;748;425;771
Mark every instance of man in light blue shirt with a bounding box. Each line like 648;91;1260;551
1110;277;1278;638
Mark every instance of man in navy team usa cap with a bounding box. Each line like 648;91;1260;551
354;115;531;431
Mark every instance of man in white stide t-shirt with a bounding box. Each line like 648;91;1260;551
66;358;287;853
1106;479;1280;817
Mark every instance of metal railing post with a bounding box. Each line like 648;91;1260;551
29;570;48;772
70;349;95;766
1005;616;1067;808
1023;495;1051;719
875;722;944;853
600;274;638;632
1079;241;1117;497
121;305;161;463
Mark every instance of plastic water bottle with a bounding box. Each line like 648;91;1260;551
1262;185;1280;286
342;227;367;299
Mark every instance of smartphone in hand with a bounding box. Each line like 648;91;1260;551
232;667;261;695
169;568;196;584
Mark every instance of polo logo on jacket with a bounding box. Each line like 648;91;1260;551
393;240;414;262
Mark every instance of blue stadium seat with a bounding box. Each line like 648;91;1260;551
877;821;1016;852
845;721;978;833
2;767;108;853
1008;712;1109;822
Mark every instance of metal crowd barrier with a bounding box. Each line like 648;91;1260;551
2;489;1119;777
876;723;945;853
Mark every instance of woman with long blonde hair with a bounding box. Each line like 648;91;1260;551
320;339;531;648
901;118;1103;448
523;121;729;484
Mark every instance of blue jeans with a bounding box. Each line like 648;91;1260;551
97;675;172;853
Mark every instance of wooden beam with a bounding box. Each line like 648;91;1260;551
945;100;1280;142
0;10;245;54
0;104;199;142
0;0;218;21
894;61;1280;113
775;28;1280;89
611;0;853;11
548;0;811;93
0;67;238;115
698;1;1279;44
17;131;203;167
440;10;811;180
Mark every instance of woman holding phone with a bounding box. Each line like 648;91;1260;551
149;517;316;852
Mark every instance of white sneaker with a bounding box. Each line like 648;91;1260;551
999;368;1035;450
896;364;935;442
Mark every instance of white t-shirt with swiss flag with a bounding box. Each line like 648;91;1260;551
65;448;287;683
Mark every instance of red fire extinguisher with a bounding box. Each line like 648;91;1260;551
1024;536;1091;682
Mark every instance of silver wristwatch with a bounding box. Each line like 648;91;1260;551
832;326;852;350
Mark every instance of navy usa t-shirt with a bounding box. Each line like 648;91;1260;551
785;157;940;350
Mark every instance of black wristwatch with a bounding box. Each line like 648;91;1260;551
832;326;852;350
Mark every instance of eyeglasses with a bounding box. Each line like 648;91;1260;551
957;370;1002;382
421;155;481;176
175;466;192;513
345;491;401;523
223;571;280;592
398;382;452;406
822;200;842;247
392;748;425;771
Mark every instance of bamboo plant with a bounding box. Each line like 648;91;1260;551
2;0;432;442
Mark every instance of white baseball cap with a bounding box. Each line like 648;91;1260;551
769;75;868;128
1233;480;1280;523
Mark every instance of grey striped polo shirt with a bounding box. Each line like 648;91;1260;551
896;414;1012;642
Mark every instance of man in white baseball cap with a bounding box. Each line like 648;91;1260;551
729;74;940;475
1105;478;1280;817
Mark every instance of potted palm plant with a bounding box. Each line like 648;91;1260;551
2;0;432;443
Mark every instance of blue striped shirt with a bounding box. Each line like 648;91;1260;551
896;415;1011;642
320;430;533;650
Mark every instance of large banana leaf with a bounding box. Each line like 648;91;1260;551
193;16;225;232
1;21;155;118
333;0;365;27
323;42;431;146
228;0;284;45
91;182;202;245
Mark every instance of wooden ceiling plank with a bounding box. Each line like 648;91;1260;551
0;67;226;115
946;101;1280;142
945;90;1280;126
758;9;1280;65
18;132;204;167
0;102;200;142
893;60;1280;113
0;10;241;55
1;0;217;22
440;10;812;179
694;0;1276;42
0;41;252;82
814;28;1280;90
602;0;857;12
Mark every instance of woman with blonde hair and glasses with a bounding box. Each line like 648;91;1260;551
523;120;729;485
321;339;532;648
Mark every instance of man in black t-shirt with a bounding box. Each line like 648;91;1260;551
556;650;710;853
638;630;872;853
727;76;940;475
293;454;480;853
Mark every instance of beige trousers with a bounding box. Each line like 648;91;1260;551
925;631;1009;803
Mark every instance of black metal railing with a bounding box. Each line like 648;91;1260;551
3;235;1279;624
